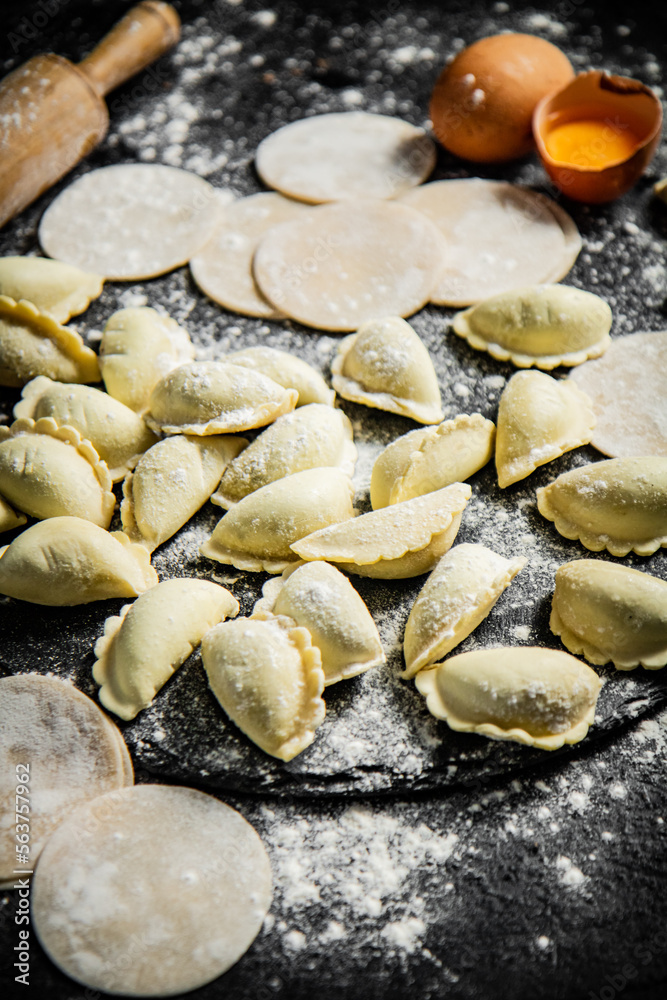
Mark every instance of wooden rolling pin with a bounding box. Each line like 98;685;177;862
0;1;180;230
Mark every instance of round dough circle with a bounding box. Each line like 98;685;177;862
253;199;447;331
32;784;272;996
0;673;132;887
255;111;436;203
190;192;310;318
39;165;221;280
399;178;581;306
569;331;667;457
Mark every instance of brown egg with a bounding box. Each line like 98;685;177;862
430;33;575;163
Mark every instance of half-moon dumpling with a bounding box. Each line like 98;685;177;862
202;616;325;761
121;434;246;552
254;561;385;685
145;361;298;436
452;285;612;370
201;468;355;573
551;559;667;670
537;457;667;557
0;417;115;527
402;543;526;678
99;307;195;413
226;346;334;406
0;256;103;323
370;414;495;509
292;482;471;579
0;516;157;605
495;371;596;488
331;316;443;424
0;495;26;534
415;646;602;750
0;295;100;387
14;376;157;481
212;404;356;509
93;578;240;720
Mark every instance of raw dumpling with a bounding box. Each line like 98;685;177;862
201;467;355;573
212;404;356;508
0;417;115;527
292;482;471;579
14;375;157;481
0;295;99;387
0;516;157;605
202;616;325;760
94;578;240;720
371;414;495;508
0;256;103;323
495;371;596;488
551;559;667;670
226;345;334;406
99;307;195;414
415;646;602;750
0;495;26;533
121;434;246;552
452;285;612;369
537;457;667;557
145;361;298;436
332;317;443;425
403;544;526;678
254;561;385;685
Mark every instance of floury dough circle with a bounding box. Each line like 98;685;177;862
255;111;437;203
399;178;581;306
252;199;447;331
32;784;272;997
190;192;310;318
39;164;221;280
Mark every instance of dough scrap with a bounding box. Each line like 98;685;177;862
253;199;447;331
201;467;355;574
0;256;103;323
371;413;495;509
255;560;385;685
190;192;310;318
0;516;157;605
0;416;115;527
403;544;526;678
145;360;298;436
292;482;471;579
0;295;99;387
0;495;26;534
415;646;601;750
568;331;667;458
255;111;436;203
39;164;221;280
551;559;667;670
225;345;334;406
31;785;272;996
212;404;356;509
99;306;195;415
452;284;612;369
0;673;132;888
15;376;157;481
495;371;596;488
332;317;444;425
202;616;325;760
94;579;240;720
122;434;246;552
399;178;581;306
537;457;667;557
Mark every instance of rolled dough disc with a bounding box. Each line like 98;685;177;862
32;785;272;996
39;165;221;280
568;331;667;457
0;673;132;888
255;111;436;203
190;192;310;318
399;178;581;306
253;199;447;331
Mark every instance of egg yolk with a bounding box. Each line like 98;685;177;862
544;118;639;168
